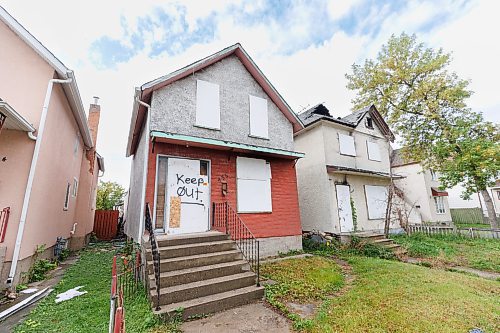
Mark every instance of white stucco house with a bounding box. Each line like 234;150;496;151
391;149;452;225
294;103;407;234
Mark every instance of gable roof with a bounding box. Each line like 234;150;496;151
391;148;419;167
0;6;93;148
298;103;394;141
126;43;303;157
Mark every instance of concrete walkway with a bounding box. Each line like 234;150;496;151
181;302;291;333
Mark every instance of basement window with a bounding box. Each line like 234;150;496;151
236;157;272;213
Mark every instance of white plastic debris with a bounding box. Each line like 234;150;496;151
55;286;87;303
20;288;39;294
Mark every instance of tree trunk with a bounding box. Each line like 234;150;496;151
480;190;498;229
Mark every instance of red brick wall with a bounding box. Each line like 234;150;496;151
145;142;302;238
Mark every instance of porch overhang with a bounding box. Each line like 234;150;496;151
0;101;35;132
326;165;404;179
431;187;448;197
151;131;304;159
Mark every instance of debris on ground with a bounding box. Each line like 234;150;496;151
55;286;87;303
19;288;39;294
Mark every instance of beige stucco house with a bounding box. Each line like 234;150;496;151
295;103;407;234
0;6;104;287
391;149;452;225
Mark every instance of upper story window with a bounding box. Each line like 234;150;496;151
338;133;356;156
430;170;438;181
497;190;500;200
72;178;79;197
63;182;70;211
195;80;220;130
73;134;80;156
366;140;381;161
249;95;269;139
366;117;374;129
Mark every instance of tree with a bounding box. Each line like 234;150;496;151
346;33;499;228
96;181;126;210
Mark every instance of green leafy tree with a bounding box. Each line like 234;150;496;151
346;33;499;228
96;181;126;210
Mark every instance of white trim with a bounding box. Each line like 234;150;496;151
0;101;35;132
138;108;150;242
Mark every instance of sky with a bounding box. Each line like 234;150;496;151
1;0;499;190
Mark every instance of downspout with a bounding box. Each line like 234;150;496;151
137;97;151;242
7;78;72;286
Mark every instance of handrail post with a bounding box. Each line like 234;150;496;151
225;202;229;235
256;240;260;287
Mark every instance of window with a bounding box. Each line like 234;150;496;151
236;157;272;213
338;133;356;156
366;117;374;129
72;178;78;197
200;160;208;176
430;170;438;181
73;134;80;156
497;190;500;200
249;95;269;139
364;185;388;219
434;196;445;214
195;80;220;129
367;141;381;161
154;156;168;229
63;182;70;210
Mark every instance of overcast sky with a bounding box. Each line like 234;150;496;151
2;0;498;189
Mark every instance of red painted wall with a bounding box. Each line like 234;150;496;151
145;142;302;238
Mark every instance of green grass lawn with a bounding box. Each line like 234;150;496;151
391;233;500;272
455;222;493;229
14;243;161;333
263;256;500;333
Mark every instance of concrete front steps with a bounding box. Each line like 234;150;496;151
353;231;407;256
145;231;264;319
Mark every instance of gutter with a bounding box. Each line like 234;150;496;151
7;78;73;286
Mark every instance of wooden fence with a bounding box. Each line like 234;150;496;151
408;224;500;239
94;210;119;240
450;208;486;225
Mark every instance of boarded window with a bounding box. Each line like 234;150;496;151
155;156;167;229
236;157;272;213
249;95;268;138
364;185;388;219
367;141;381;161
63;182;71;210
195;80;220;129
339;133;356;156
434;197;445;214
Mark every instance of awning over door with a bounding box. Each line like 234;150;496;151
431;187;448;197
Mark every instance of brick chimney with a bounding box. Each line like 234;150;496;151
88;96;101;147
86;96;101;173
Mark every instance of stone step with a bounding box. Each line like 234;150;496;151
153;285;265;320
148;250;242;273
151;272;257;306
146;240;236;260
370;238;394;246
156;231;230;247
148;260;250;288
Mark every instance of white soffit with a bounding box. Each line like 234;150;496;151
0;101;35;132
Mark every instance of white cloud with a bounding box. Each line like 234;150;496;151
2;0;498;190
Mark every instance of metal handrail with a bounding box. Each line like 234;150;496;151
144;203;161;310
212;201;260;286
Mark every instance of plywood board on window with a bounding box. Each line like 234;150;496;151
364;185;388;219
169;196;181;228
339;133;356;156
196;80;220;129
249;95;268;138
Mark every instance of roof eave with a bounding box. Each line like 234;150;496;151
126;88;142;157
0;101;35;132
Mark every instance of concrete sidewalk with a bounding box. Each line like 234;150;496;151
181;302;291;333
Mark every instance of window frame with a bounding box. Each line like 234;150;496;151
366;117;374;129
430;170;438;181
434;196;446;214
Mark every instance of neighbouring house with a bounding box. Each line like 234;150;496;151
0;6;104;288
491;180;500;217
294;103;410;234
447;181;500;218
125;44;304;317
391;149;452;225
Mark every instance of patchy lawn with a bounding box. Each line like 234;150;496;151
14;242;162;333
456;222;494;229
392;233;500;272
263;256;500;333
261;256;344;330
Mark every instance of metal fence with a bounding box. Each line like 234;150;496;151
408;224;499;239
450;208;487;225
